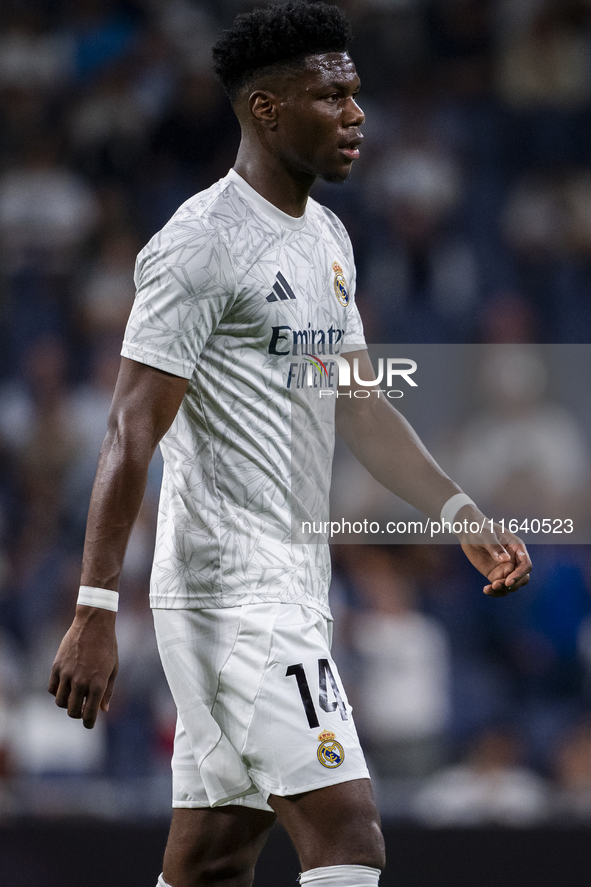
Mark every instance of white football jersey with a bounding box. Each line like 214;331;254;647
122;169;366;616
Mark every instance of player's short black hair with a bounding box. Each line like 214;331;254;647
212;1;353;102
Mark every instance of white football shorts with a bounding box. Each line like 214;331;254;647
152;603;370;811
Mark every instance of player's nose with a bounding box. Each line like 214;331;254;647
344;97;364;127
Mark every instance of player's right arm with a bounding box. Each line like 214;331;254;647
48;357;189;728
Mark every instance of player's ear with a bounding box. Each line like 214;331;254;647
248;90;279;130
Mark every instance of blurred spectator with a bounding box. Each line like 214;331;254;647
0;86;51;166
69;66;153;180
151;71;239;187
127;28;177;121
0;138;99;274
155;0;217;73
106;545;166;777
496;3;591;109
427;0;494;97
440;346;591;522
477;290;539;343
484;547;591;769
345;4;428;100
8;692;106;777
0;626;23;778
0;337;83;647
348;547;451;778
364;131;478;342
78;230;140;339
503;170;566;260
576;594;591;701
552;717;591;822
5;552;106;779
504;167;591;260
0;9;72;92
0;335;76;461
414;726;550;825
61;0;142;84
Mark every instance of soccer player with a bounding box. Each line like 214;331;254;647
48;4;532;886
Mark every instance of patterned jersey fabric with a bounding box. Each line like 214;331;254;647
122;169;366;615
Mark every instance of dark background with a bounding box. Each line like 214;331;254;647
3;821;591;887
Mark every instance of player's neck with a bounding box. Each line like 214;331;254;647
233;146;314;218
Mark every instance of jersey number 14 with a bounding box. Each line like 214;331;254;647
286;660;348;729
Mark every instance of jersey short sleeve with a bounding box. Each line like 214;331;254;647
342;286;366;353
335;229;366;353
122;218;236;379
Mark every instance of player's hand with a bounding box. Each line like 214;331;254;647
48;606;118;729
457;518;532;597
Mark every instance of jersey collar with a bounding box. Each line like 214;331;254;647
227;168;308;231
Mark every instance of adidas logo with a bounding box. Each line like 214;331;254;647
266;271;296;302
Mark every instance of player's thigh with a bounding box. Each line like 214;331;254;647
241;605;370;797
269;778;385;872
163;805;276;887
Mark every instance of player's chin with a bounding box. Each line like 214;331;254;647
320;163;353;184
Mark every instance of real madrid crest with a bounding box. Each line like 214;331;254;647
332;261;350;307
317;729;345;768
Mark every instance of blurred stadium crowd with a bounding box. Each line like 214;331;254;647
1;0;591;823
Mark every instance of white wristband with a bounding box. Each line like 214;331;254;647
77;586;119;612
440;493;476;527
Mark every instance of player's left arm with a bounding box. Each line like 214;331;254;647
335;349;531;595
